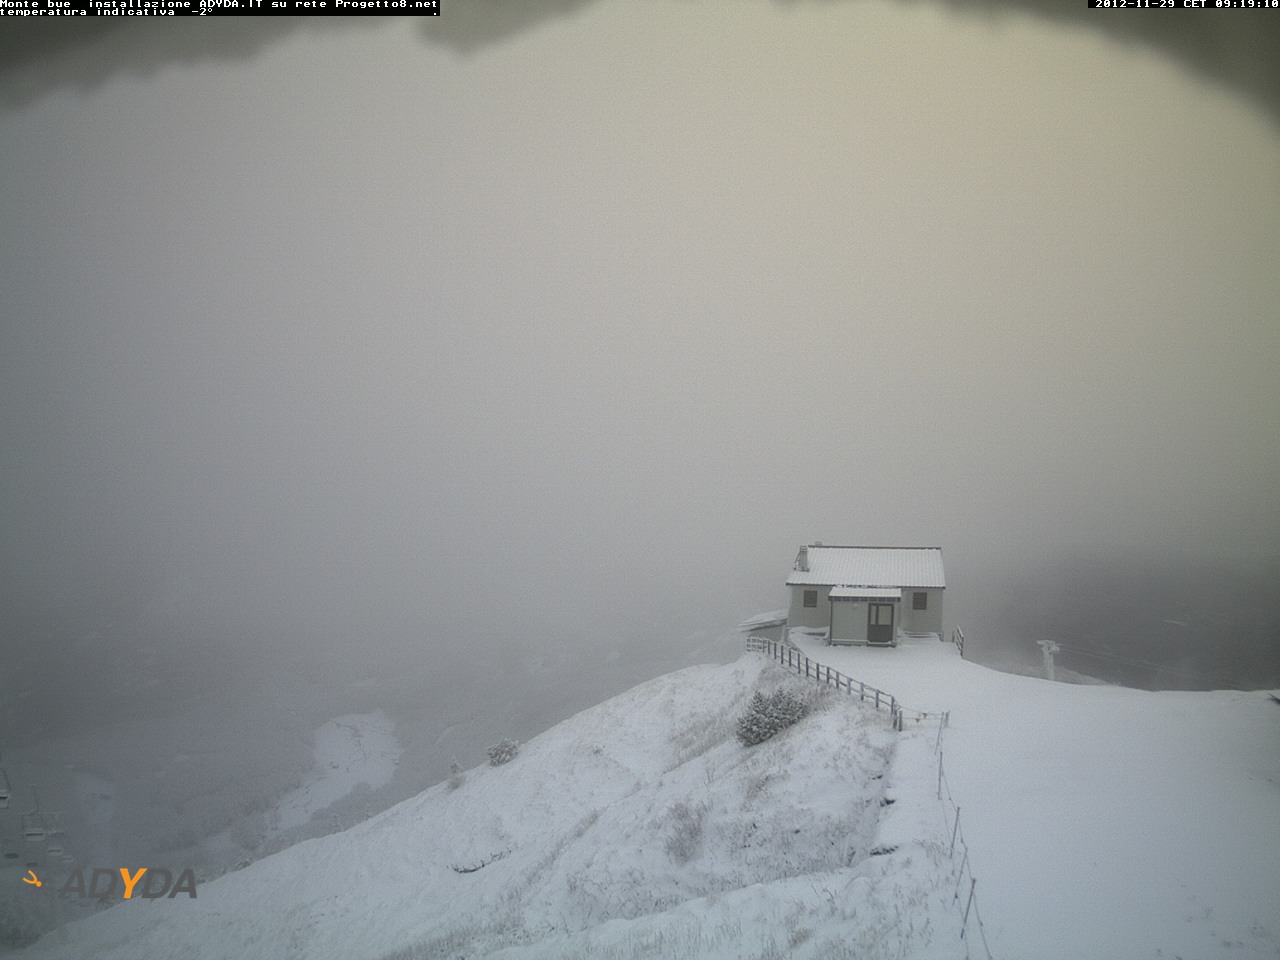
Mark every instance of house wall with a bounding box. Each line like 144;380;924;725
830;600;868;643
787;585;832;630
900;588;944;635
792;584;946;639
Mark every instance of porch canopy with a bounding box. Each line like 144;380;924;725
828;586;902;602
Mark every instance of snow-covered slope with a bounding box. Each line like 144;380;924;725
14;657;960;960
786;634;1280;960
15;638;1279;960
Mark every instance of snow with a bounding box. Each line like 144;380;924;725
271;712;400;834
829;586;903;600
784;634;1280;960
737;609;787;631
786;546;946;589
14;659;961;960
12;639;1280;959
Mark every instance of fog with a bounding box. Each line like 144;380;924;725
1;3;1278;901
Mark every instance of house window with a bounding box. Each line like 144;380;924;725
912;592;927;611
803;590;818;608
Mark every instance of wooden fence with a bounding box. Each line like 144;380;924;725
745;637;947;732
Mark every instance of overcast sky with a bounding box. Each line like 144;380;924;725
2;6;1277;685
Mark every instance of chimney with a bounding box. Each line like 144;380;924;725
796;545;810;572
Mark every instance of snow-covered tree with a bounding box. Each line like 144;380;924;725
736;689;807;746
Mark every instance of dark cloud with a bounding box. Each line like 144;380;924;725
1;5;1279;126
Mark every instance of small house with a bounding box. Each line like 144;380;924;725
785;543;945;646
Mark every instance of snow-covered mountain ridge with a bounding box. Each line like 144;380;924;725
16;655;960;960
15;637;1280;960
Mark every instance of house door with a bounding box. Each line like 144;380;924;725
867;604;895;645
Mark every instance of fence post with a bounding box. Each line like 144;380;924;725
937;752;943;799
960;877;977;939
949;805;961;858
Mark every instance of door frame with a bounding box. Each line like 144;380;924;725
867;603;895;645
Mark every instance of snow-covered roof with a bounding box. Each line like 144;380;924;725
738;609;788;630
786;545;945;589
829;586;902;601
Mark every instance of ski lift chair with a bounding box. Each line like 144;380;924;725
22;785;47;843
0;759;11;809
45;841;64;858
21;815;46;844
1;837;19;860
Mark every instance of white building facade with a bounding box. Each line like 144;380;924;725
785;544;945;646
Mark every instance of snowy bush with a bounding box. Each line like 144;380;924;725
487;738;520;766
736;689;808;746
448;758;464;790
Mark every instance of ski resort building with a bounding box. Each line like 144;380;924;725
785;544;945;646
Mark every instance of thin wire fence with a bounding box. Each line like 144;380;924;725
935;732;995;958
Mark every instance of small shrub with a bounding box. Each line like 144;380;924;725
487;738;520;766
448;758;464;790
736;689;807;746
